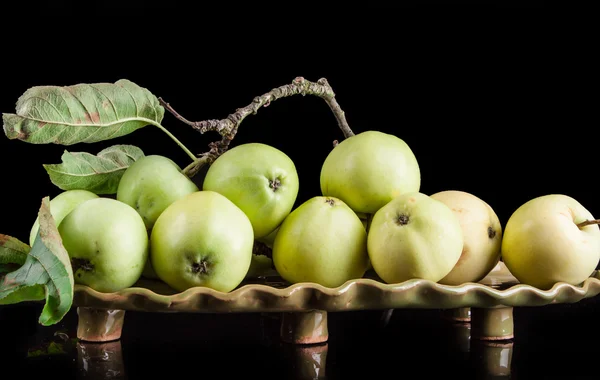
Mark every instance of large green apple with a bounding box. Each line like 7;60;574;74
272;196;369;288
150;190;254;293
58;198;149;293
430;190;503;285
367;192;463;284
202;143;299;239
29;189;99;246
320;131;420;214
117;155;199;230
501;194;600;290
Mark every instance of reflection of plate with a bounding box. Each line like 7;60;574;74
73;262;600;312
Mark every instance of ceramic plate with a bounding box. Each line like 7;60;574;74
72;262;600;312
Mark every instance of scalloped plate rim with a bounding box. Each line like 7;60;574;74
73;270;600;309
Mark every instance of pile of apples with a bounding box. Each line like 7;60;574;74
34;130;600;294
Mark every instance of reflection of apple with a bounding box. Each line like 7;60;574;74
367;192;463;284
203;143;299;239
320;131;420;214
29;190;98;246
58;198;149;293
150;191;254;293
430;190;503;285
117;155;199;230
272;196;369;288
501;194;600;289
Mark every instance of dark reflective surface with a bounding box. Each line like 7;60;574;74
2;299;600;379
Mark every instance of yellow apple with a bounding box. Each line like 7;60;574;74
501;194;600;290
367;192;464;284
430;190;503;285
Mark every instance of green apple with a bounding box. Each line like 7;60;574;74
501;194;600;289
367;192;463;284
430;190;503;285
257;225;280;248
29;189;98;246
355;212;374;270
246;254;277;279
272;196;369;288
58;198;149;293
355;212;370;231
320;131;420;214
150;190;254;293
202;143;299;239
117;155;199;230
142;253;160;280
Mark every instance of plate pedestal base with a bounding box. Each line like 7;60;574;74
471;306;514;341
77;307;125;342
443;307;472;322
280;310;328;344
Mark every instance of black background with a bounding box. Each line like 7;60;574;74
3;3;600;379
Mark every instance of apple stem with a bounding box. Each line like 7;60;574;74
149;121;198;162
577;219;600;229
159;77;355;178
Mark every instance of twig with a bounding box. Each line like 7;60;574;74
577;219;600;229
158;77;355;178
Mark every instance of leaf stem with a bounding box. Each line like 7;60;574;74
577;219;600;229
159;77;355;178
149;122;197;161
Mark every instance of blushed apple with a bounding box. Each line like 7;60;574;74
367;192;463;284
501;194;600;289
320;130;420;214
58;198;149;293
272;196;369;288
117;155;199;230
202;143;299;239
150;191;254;293
29;189;99;246
430;190;503;285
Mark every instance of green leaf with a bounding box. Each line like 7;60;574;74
2;79;164;145
43;144;145;194
0;234;29;273
0;197;75;326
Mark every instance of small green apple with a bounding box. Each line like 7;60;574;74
202;143;299;239
117;155;199;230
246;254;277;279
150;190;254;293
320;130;420;214
430;190;503;285
29;189;99;246
367;192;463;284
272;196;369;288
501;194;600;289
58;198;149;293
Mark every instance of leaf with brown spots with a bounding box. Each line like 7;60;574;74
0;197;74;326
0;234;29;273
2;79;164;145
43;144;145;194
